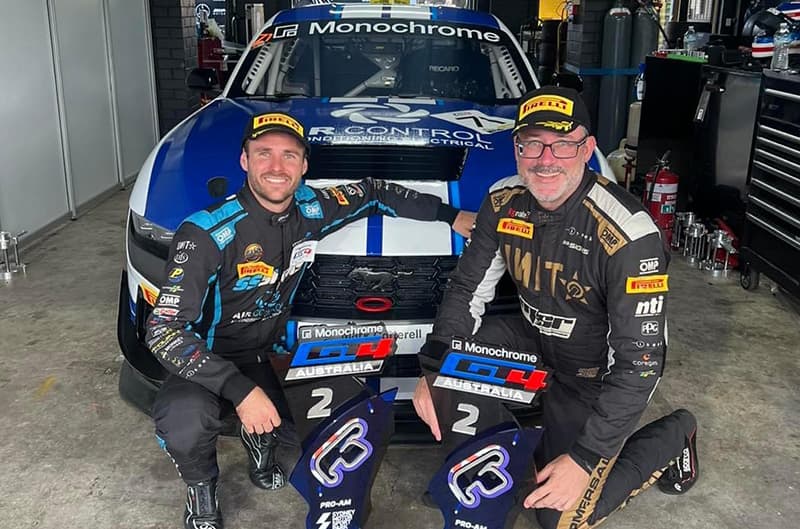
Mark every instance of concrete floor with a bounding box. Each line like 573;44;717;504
2;188;799;529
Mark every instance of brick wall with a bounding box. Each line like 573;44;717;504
150;0;200;136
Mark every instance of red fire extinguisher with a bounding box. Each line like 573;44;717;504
642;151;679;245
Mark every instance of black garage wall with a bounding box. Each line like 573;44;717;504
150;0;201;135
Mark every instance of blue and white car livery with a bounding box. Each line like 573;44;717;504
118;0;614;427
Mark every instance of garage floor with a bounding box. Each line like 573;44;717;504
2;189;799;529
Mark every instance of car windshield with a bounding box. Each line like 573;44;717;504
228;18;534;103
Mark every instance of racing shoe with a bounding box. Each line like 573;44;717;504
657;409;699;495
184;478;223;529
240;426;286;490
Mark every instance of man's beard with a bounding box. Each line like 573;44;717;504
523;165;566;202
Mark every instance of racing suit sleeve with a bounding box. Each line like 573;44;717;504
309;178;460;234
568;233;670;471
430;194;507;342
144;222;256;406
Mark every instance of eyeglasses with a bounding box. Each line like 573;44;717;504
515;135;589;159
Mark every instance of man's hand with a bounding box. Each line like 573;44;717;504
452;211;477;239
412;377;441;441
523;454;591;511
236;387;281;435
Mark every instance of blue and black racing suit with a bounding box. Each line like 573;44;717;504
146;178;459;482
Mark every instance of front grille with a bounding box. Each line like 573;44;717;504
305;145;467;181
292;255;460;319
292;255;520;321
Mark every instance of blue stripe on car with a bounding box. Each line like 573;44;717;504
448;180;464;256
285;320;297;351
367;216;383;256
319;201;397;235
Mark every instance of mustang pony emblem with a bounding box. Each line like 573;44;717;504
348;268;412;290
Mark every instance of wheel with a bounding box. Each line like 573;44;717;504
740;263;760;290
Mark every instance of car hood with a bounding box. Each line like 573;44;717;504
134;96;519;234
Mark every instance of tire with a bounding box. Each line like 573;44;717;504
740;263;760;290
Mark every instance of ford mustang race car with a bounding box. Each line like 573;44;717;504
117;0;614;437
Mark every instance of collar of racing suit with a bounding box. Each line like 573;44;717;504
527;166;595;227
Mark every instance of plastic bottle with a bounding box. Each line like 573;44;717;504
771;23;791;71
634;63;646;101
684;25;698;52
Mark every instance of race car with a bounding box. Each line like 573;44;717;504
118;0;615;437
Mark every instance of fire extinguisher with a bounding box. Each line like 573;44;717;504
642;150;679;245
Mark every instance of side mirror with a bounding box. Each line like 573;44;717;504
549;72;584;93
186;68;219;91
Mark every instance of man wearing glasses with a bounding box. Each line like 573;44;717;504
413;86;699;529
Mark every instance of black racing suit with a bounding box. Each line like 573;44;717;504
424;169;693;528
147;179;458;482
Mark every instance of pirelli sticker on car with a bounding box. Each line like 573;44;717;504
626;274;669;294
237;261;275;279
497;218;534;239
142;283;159;307
519;95;574;120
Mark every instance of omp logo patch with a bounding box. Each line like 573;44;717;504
497;218;534;239
639;257;659;274
237;261;274;279
519;95;574;119
626;275;669;294
582;200;629;256
301;201;323;219
211;226;234;247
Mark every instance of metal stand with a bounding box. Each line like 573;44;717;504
672;212;696;251
702;229;737;278
0;231;27;284
684;223;707;266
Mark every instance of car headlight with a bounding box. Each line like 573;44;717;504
130;211;174;260
131;211;175;243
